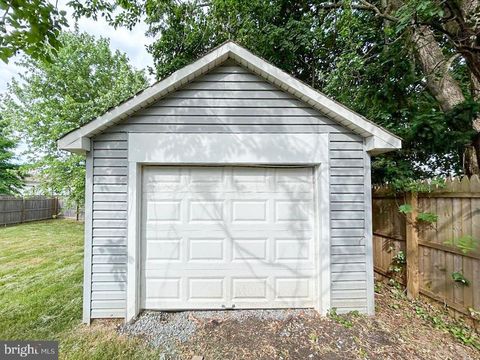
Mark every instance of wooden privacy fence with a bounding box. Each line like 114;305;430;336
0;196;58;226
373;177;480;323
58;198;85;221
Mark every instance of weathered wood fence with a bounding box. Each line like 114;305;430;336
57;198;85;221
373;177;480;323
0;196;59;226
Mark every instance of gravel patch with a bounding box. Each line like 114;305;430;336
119;308;315;354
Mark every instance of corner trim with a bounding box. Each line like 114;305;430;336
82;151;93;324
126;162;142;321
315;159;331;314
364;150;375;315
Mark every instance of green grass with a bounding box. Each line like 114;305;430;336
0;220;161;359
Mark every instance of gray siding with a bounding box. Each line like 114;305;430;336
88;62;370;318
330;132;368;312
90;132;128;318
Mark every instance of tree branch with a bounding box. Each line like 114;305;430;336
317;1;398;22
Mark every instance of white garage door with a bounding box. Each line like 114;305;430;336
141;166;317;310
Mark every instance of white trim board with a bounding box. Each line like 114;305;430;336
126;132;330;321
128;133;328;164
58;41;401;155
82;151;93;324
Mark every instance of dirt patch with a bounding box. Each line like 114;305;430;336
119;283;480;359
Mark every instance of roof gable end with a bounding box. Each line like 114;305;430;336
58;41;401;154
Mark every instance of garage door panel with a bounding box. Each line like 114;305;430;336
188;278;225;300
142;260;315;276
145;239;182;261
232;238;267;260
188;237;225;261
145;278;181;299
142;274;315;309
141;166;316;309
144;224;314;234
144;192;314;199
144;263;315;276
188;200;224;222
144;200;182;222
232;278;267;299
275;278;312;299
144;237;313;268
231;200;267;222
275;238;312;262
232;167;267;183
275;200;313;222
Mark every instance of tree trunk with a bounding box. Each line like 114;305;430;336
444;0;480;86
412;25;465;111
412;25;480;175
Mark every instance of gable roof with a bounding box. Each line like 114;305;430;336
58;41;401;155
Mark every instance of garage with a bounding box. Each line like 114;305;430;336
141;166;316;310
58;41;401;322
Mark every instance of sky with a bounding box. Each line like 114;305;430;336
0;1;155;162
0;1;155;93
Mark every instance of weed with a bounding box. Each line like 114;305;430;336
327;308;360;329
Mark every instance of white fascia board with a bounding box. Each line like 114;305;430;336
365;136;402;155
58;45;232;151
57;136;91;154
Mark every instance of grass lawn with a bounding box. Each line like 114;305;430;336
1;219;478;359
0;219;161;360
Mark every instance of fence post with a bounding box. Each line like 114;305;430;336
53;197;58;218
21;198;26;223
406;191;420;299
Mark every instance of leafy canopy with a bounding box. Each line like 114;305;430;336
70;0;478;184
1;31;147;205
4;0;477;185
0;0;68;62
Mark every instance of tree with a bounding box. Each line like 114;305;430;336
1;31;147;206
69;0;480;184
0;0;68;62
0;118;22;194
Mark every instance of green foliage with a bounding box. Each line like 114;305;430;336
413;305;480;350
444;235;479;254
327;308;360;329
390;178;446;194
68;0;479;184
1;32;147;206
389;250;406;274
416;212;438;224
451;272;470;286
0;119;23;194
394;0;445;35
74;0;476;184
0;0;68;62
398;204;413;214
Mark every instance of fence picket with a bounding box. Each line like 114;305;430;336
373;177;480;325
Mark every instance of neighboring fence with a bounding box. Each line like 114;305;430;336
0;196;58;226
58;198;85;221
373;177;480;324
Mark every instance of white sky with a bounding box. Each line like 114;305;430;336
0;1;155;163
